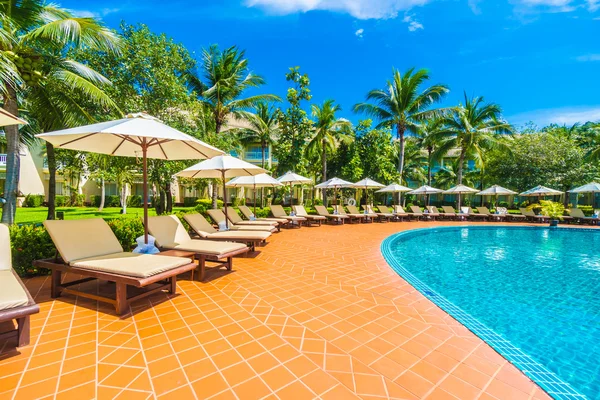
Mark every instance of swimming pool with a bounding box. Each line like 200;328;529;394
382;226;599;400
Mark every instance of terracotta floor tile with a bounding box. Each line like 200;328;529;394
0;221;556;400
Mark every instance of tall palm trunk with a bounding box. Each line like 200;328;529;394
46;142;56;220
457;147;466;208
396;124;406;183
321;139;327;206
1;86;20;225
427;147;433;206
166;182;173;213
120;184;127;214
99;178;106;211
261;143;265;209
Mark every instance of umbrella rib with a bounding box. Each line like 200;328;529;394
181;141;210;159
57;132;98;148
157;142;168;159
111;137;127;155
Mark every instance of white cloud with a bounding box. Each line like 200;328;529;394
508;106;600;126
576;53;600;61
588;0;600;10
245;0;430;19
510;0;600;12
355;28;364;37
70;8;120;18
468;0;482;14
403;13;424;31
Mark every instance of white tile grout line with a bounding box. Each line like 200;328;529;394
381;226;587;400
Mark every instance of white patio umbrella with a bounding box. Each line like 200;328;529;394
569;182;600;207
36;112;224;243
315;177;353;206
476;185;517;208
520;185;563;205
276;171;312;205
408;185;443;206
226;173;283;214
443;184;479;209
0;109;27;126
353;178;385;206
176;155;266;228
376;184;412;206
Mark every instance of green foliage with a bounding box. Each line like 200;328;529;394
355;120;399;184
9;225;55;277
24;194;44;207
195;198;223;214
528;200;565;220
55;195;70;207
275;67;313;174
183;197;198;207
486;132;599;193
127;195;143;208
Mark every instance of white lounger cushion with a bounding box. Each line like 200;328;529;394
182;214;272;240
70;252;191;278
0;270;29;311
161;240;247;256
0;224;11;271
44;219;124;264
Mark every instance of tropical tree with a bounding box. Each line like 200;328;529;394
402;137;427;185
415;117;443;186
0;1;120;224
353;68;448;184
237;102;280;169
579;122;600;162
189;45;279;206
432;93;513;187
306;100;352;205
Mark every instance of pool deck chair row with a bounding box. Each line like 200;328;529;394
147;215;250;280
207;209;277;233
0;224;39;347
292;206;326;226
238;205;291;228
34;219;198;315
270;205;307;227
183;213;271;251
315;205;347;224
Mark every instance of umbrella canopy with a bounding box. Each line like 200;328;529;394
0;109;26;127
376;184;412;193
277;171;312;185
443;184;479;194
569;182;600;193
520;185;563;196
36;113;224;243
276;171;312;206
477;185;517;196
408;185;443;195
226;173;283;214
176;155;266;227
353;178;385;189
314;177;353;189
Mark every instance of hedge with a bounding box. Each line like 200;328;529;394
24;194;44;207
91;195;122;208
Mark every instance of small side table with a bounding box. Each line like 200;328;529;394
158;250;197;280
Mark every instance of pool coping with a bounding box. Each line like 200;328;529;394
381;225;589;400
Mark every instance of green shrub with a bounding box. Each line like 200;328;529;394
71;194;85;207
106;195;121;207
195;198;223;214
24;194;44;207
127;195;142;207
55;195;70;207
577;205;594;216
105;218;144;251
9;224;55;276
183;197;197;207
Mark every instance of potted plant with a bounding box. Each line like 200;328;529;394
529;200;565;227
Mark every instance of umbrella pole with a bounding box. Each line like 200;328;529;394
142;143;149;244
222;171;229;228
253;183;257;215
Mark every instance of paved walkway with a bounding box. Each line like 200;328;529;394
0;221;553;399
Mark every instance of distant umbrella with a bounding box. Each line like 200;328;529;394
315;177;353;206
276;171;312;206
353;178;385;206
408;185;443;206
477;185;518;208
376;184;412;205
226;173;283;214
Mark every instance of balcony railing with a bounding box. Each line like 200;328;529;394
0;154;6;166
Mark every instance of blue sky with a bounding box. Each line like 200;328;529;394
62;0;599;129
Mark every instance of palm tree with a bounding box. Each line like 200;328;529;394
237;102;279;169
306;100;352;206
189;45;280;207
432;93;513;207
402;137;427;185
415;117;444;186
0;1;120;224
353;68;449;184
580;122;600;162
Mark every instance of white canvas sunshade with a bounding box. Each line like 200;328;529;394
569;182;600;193
408;185;443;195
353;178;385;189
0;109;26;127
276;171;312;185
376;184;412;193
226;173;283;213
176;155;266;227
443;184;479;194
520;185;563;196
314;177;353;189
36;113;223;160
477;185;517;196
36;113;224;243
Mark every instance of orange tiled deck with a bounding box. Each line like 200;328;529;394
1;221;555;399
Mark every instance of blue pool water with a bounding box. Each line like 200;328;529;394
382;227;600;400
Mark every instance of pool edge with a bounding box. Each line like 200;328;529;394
380;226;587;400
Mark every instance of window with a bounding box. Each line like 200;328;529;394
245;146;268;160
105;183;118;196
55;182;63;195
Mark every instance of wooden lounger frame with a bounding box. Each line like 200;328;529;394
0;270;40;347
33;257;197;316
159;246;250;281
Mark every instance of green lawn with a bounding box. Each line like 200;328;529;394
14;207;196;225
